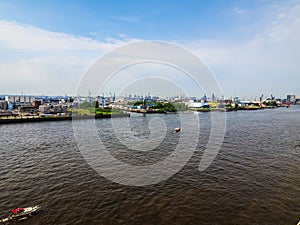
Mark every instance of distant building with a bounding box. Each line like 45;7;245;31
188;101;210;109
0;110;12;117
32;100;42;108
211;93;216;102
0;100;7;110
52;105;67;113
39;105;51;114
39;104;68;114
287;95;296;104
5;95;34;104
7;102;14;110
97;96;110;107
18;105;37;113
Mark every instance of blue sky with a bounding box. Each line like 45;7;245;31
0;0;299;98
0;0;271;40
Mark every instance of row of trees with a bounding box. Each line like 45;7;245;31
133;101;188;112
77;100;188;114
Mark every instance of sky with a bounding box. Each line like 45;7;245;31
0;0;299;99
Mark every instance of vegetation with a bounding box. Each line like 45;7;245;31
78;101;99;109
72;101;125;116
72;107;125;116
263;101;278;107
132;101;188;113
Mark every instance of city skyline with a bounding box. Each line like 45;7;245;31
0;92;297;102
0;0;299;98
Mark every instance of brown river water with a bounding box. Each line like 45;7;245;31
0;106;299;225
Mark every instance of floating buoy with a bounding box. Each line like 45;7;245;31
174;127;181;132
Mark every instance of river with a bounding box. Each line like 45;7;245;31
0;106;299;225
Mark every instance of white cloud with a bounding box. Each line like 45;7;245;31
0;56;91;95
0;21;116;51
1;0;299;99
186;2;300;98
0;21;141;95
267;4;300;42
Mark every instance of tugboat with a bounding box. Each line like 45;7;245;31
1;205;41;224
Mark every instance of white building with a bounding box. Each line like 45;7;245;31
188;101;210;108
5;95;35;103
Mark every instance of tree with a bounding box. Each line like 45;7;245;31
133;100;143;106
165;102;176;112
94;100;99;108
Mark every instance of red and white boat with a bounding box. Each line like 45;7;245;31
1;205;41;223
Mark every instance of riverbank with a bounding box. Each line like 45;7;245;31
0;113;130;124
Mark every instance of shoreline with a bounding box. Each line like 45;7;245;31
0;105;297;124
0;113;130;125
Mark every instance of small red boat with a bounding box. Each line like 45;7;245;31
1;205;41;223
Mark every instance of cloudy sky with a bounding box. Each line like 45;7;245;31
0;0;299;99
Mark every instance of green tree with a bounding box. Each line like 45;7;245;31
165;102;176;112
133;101;143;106
94;100;99;108
80;102;92;109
